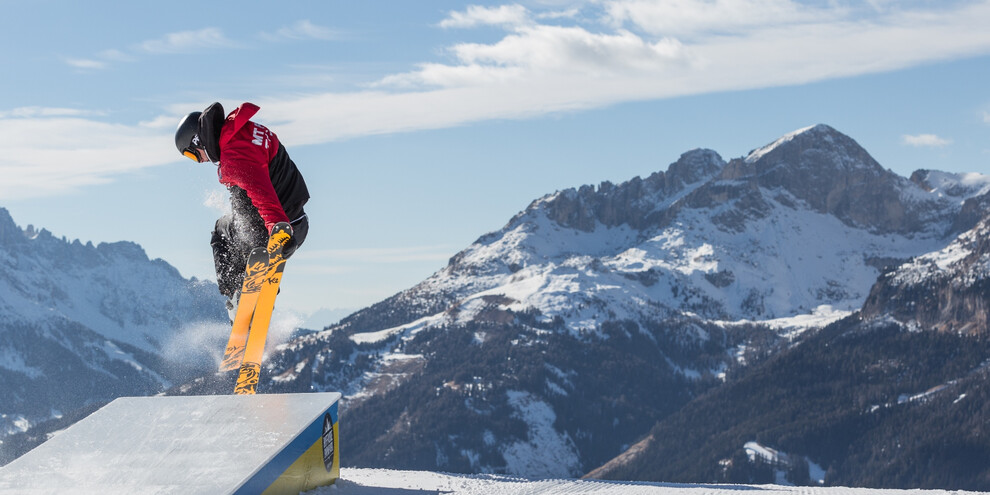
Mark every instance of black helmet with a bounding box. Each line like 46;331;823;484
175;111;202;158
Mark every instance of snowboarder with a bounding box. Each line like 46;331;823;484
174;102;310;318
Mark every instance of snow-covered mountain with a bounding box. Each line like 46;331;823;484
588;212;990;487
427;124;986;329
0;208;226;441
862;212;990;335
194;124;990;483
317;124;986;354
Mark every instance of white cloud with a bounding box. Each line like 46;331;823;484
455;25;688;72
361;0;990;126
264;20;341;41
138;114;183;129
440;4;532;28
0;107;99;119
537;8;582;21
63;49;135;70
137;28;238;53
379;25;691;88
602;0;843;39
11;1;990;200
97;49;136;62
64;58;107;70
902;134;953;147
64;28;235;71
0;115;174;199
983;111;990;124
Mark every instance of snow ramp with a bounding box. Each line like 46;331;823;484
0;392;341;494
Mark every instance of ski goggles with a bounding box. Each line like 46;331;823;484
182;146;203;162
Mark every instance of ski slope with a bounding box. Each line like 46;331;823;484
309;469;985;495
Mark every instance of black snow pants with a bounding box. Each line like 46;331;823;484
210;189;308;298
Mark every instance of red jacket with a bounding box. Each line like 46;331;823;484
217;103;289;232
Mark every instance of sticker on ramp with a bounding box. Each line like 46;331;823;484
322;412;335;472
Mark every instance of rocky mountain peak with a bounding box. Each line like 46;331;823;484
743;124;860;166
713;125;932;234
0;208;22;245
910;169;936;192
537;124;959;237
535;149;725;232
96;241;150;262
728;124;883;178
665;149;724;188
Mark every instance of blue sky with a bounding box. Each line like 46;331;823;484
2;0;989;323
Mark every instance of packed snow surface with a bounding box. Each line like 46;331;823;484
307;468;985;495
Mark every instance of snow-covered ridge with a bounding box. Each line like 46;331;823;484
0;208;224;353
888;219;990;287
0;207;226;438
935;171;990;192
430;180;951;337
860;213;990;335
912;170;990;198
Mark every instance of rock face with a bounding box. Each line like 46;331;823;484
702;124;960;235
862;215;990;336
723;125;908;230
542;148;726;232
542;125;964;238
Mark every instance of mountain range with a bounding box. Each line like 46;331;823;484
3;124;990;489
0;208;226;451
